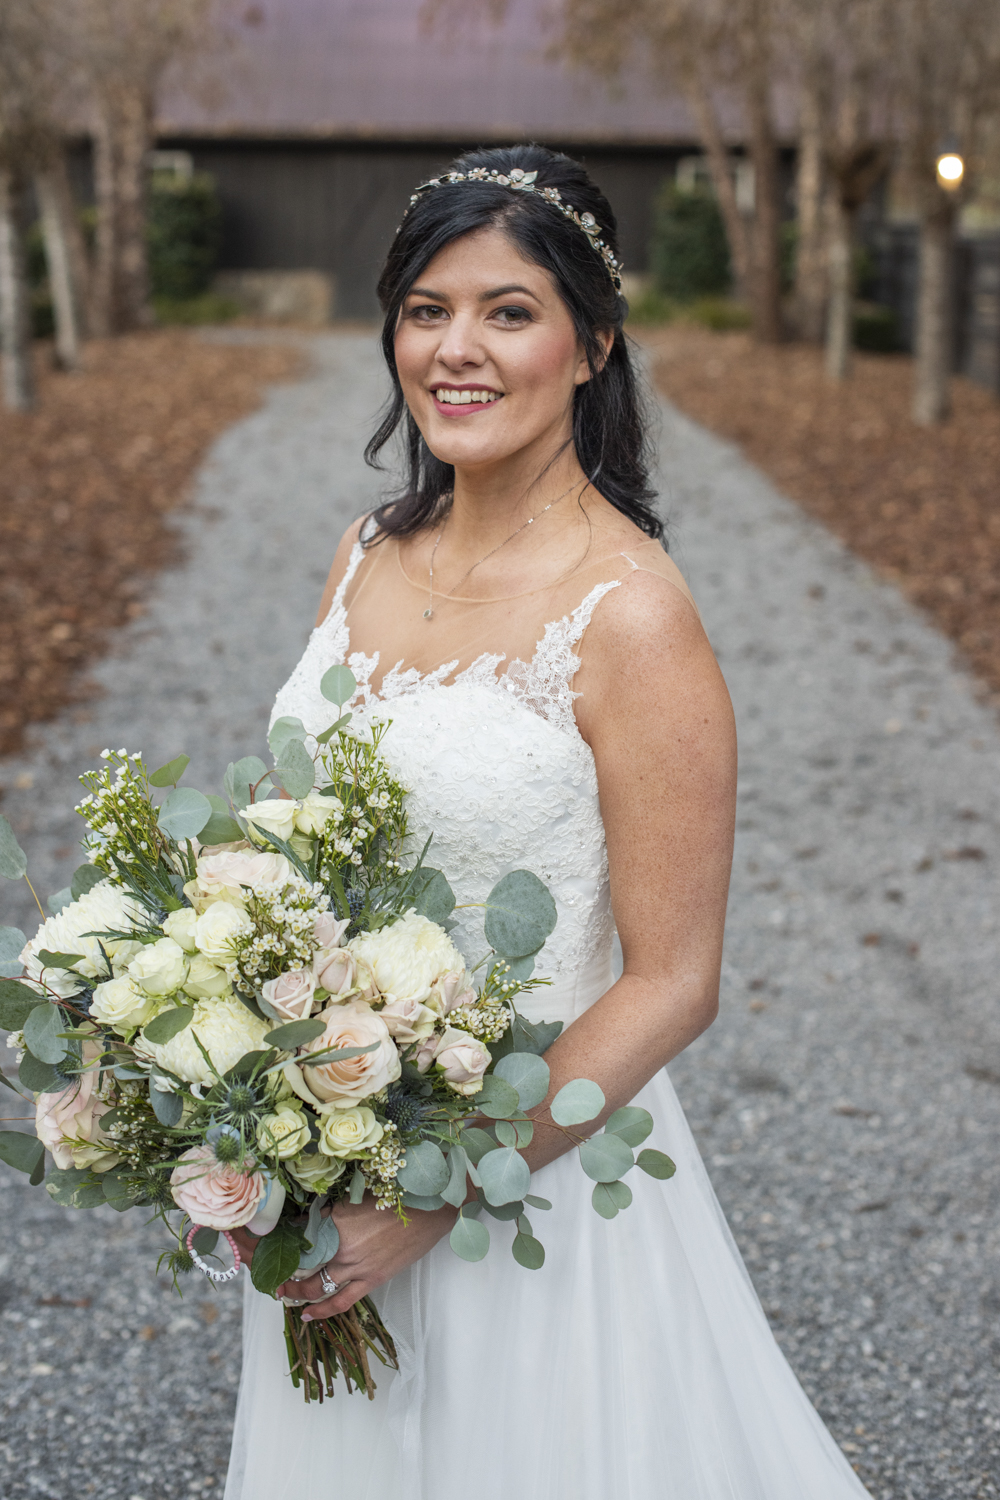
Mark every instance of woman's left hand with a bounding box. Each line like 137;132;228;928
275;1196;458;1318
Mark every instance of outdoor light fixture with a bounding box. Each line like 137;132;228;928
936;152;965;188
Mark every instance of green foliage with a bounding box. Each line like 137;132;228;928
494;1052;550;1111
396;1139;450;1197
23;1003;69;1065
249;1219;306;1297
483;869;557;959
268;717;308;760
0;814;27;880
153;293;239;326
320;665;357;708
148;172;222;301
225;756;269;807
474;1074;520;1120
512;1230;545;1269
637;1149;676;1180
450;1213;490;1261
142;1005;196;1044
0;1131;45;1177
579;1133;634;1183
263;1017;325;1049
45;1166;107;1209
592;1180;633;1219
605;1106;654;1148
410;868;456;925
70;864;105;901
650;185;731;302
198;795;245;847
550;1078;605;1127
157;786;212;840
272;736;315;799
149;754;191;788
0;928;26;979
478;1143;530;1206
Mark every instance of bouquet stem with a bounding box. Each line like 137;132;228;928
283;1297;399;1403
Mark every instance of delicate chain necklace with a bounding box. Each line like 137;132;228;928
423;480;583;620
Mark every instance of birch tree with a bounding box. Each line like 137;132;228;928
0;0;41;409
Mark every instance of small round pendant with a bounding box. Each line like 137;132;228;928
423;608;434;619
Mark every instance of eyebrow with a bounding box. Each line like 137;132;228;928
407;283;543;305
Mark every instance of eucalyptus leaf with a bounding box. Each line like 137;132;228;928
149;754;191;788
320;664;357;708
511;1231;545;1269
401;1191;447;1211
523;1194;552;1211
315;713;352;746
191;1226;219;1255
158;787;212;841
410;868;456;925
475;1074;520;1120
579;1133;634;1184
592;1180;633;1219
515;1118;534;1148
263;1018;325;1050
103;1169;141;1212
198;796;246;847
225;756;269;806
36;951;84;970
494;1012;563;1061
250;1221;306;1297
268;716;308;760
71;864;105;901
272;736;315;800
18;1053;64;1093
149;1085;183;1127
142;1006;195;1044
637;1149;677;1181
439;1145;470;1209
550;1078;605;1127
0;815;27;880
297;1215;340;1271
477;1144;530;1207
605;1106;654;1148
29;1151;46;1186
0;1131;45;1176
0;927;26;974
396;1139;449;1197
449;1214;490;1262
47;888;72;916
45;1167;106;1209
458;1126;499;1165
483;869;557;959
23;1004;69;1065
299;1041;379;1067
494;1120;517;1148
502;953;535;983
0;1070;28;1097
0;979;48;1030
494;1052;550;1112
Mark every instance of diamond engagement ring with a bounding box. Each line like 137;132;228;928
319;1267;339;1297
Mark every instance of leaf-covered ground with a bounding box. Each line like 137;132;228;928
637;324;1000;705
0;332;301;758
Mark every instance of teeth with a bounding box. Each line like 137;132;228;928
434;389;500;404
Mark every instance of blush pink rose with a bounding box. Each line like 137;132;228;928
35;1048;114;1169
432;1028;491;1096
412;1033;439;1074
314;948;355;996
428;970;475;1017
187;850;293;911
299;1001;400;1104
313;913;350;949
380;996;438;1045
169;1145;266;1229
261;967;317;1022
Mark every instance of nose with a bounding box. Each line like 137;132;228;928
433;309;488;374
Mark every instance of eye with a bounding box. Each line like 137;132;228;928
409;302;448;322
491;305;532;326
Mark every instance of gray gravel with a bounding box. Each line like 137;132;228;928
2;331;999;1500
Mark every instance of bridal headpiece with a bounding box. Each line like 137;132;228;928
400;167;624;292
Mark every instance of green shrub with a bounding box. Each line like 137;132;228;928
153;292;240;326
624;288;679;325
853;302;898;353
650;185;731;302
685;296;752;331
148;171;223;301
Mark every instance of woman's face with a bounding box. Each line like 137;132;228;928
393;226;594;475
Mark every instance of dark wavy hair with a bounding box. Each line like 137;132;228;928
364;143;663;542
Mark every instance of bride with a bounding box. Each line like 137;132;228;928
224;145;870;1500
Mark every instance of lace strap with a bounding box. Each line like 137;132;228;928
329;539;366;617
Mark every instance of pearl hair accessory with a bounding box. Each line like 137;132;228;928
399;167;623;292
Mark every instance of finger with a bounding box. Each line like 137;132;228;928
300;1281;363;1320
276;1263;346;1302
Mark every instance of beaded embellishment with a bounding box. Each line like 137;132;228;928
399;167;623;292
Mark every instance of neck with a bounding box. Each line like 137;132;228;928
446;442;589;550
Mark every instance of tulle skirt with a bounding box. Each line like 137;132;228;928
224;973;870;1500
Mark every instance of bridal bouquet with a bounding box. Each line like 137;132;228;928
0;665;674;1402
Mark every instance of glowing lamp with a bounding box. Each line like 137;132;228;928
936;152;965;187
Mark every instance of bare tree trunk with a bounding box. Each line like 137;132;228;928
792;74;827;342
912;199;956;425
744;71;784;343
35;158;83;371
824;197;855;380
90;84;153;335
681;66;750;293
0;164;34;412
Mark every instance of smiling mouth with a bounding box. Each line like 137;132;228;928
432;387;503;407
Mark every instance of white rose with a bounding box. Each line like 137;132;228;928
294;791;337;836
90;975;159;1034
193;903;251;965
128;937;189;997
20;879;143;996
256;1107;311;1159
136;994;270;1086
348;910;465;1004
162;907;199;953
298;1000;400;1106
287;1151;346;1194
379;996;438;1044
240;798;302;845
185;850;294;912
183;954;232;1000
261;967;316;1022
432;1027;491;1096
318;1106;384;1159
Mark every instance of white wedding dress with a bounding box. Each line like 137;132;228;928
224;537;871;1500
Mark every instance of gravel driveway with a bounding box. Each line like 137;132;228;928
1;331;998;1500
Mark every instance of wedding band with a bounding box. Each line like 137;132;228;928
319;1267;339;1296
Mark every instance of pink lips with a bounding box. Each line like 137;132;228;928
429;385;504;418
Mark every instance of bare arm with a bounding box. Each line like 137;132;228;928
277;570;736;1312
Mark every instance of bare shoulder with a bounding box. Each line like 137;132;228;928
314;514;371;628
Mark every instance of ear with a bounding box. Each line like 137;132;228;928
573;329;615;386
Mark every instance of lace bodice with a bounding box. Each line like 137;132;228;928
270;541;624;1013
